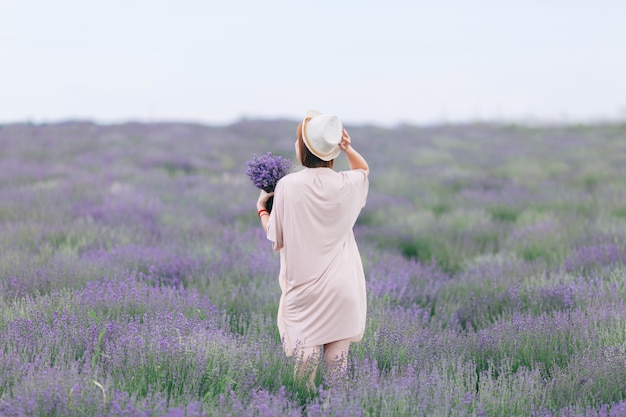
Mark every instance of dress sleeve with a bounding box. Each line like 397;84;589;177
266;181;284;252
343;168;369;208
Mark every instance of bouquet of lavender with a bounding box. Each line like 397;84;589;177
246;152;293;212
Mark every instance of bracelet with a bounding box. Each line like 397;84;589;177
257;209;269;218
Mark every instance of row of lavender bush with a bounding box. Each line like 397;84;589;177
1;121;626;416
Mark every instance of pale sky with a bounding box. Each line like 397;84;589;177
1;0;625;126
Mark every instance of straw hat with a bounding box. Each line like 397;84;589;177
301;109;342;161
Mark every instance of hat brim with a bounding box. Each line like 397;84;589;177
319;146;341;161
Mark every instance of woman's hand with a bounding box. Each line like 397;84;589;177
257;190;274;211
339;128;351;151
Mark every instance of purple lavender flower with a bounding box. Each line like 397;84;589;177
246;152;292;211
246;152;292;193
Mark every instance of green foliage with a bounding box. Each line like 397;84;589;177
430;202;450;217
397;234;462;274
488;205;520;223
613;206;626;219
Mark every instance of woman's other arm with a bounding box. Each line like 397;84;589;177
257;190;273;233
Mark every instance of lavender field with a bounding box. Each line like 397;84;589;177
1;120;626;416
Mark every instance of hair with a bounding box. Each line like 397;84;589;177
297;121;334;169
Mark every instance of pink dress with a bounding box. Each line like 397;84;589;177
267;167;369;356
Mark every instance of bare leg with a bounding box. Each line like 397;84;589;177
293;345;321;389
323;339;351;385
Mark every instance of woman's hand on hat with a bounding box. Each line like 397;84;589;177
339;128;351;151
257;190;274;211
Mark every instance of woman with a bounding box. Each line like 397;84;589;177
256;109;369;385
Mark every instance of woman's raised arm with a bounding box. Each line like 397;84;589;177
339;128;368;171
